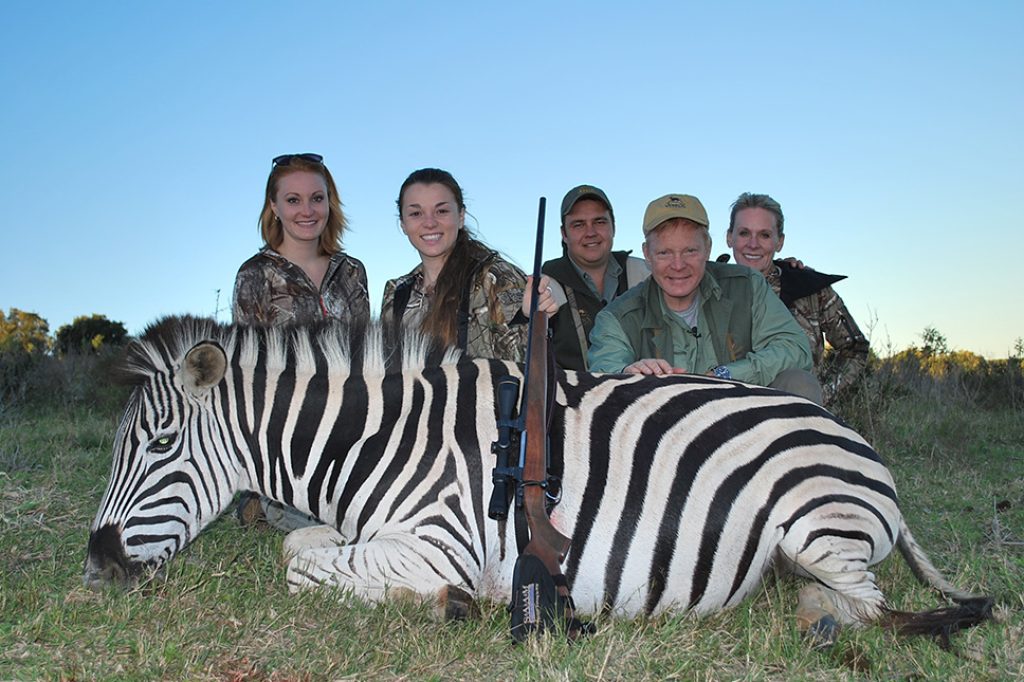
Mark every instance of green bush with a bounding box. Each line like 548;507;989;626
0;345;131;414
0;344;41;412
54;314;128;356
833;343;1024;440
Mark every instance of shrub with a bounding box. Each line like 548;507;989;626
0;344;41;412
54;314;128;356
834;333;1024;433
0;308;51;354
0;344;131;414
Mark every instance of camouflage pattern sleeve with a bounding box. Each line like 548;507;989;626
323;254;372;327
232;259;281;325
817;285;870;404
380;278;398;329
466;258;528;362
348;258;370;325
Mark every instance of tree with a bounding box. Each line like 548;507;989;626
55;314;129;355
0;308;51;354
919;326;950;358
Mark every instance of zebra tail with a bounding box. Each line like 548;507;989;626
878;599;993;649
886;518;994;643
896;518;987;603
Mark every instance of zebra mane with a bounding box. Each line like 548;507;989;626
120;315;462;386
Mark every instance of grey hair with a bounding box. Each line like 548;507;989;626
728;193;784;236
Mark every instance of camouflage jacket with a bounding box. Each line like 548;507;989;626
232;247;370;326
381;256;529;362
764;262;869;405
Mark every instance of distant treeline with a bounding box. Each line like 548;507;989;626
1;309;1022;414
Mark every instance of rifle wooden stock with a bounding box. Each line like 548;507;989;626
521;309;571;562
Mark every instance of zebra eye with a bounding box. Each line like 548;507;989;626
148;433;177;454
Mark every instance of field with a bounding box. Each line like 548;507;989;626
1;362;1022;680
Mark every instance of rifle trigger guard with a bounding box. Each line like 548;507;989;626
545;477;562;504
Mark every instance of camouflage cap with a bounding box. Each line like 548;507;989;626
642;194;709;235
560;185;613;219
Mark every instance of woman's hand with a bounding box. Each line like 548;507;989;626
521;275;561;317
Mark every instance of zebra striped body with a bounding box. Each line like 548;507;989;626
85;316;979;628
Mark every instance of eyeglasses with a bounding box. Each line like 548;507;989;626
272;153;324;167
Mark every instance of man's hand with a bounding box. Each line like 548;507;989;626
623;358;686;376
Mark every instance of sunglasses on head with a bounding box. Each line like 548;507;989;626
272;153;324;167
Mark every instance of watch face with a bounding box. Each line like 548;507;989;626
715;366;731;380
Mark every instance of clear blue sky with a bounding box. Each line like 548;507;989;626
2;2;1021;357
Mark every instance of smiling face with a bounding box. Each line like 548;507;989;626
399;182;465;265
270;170;330;250
727;207;784;275
562;198;614;270
643;219;710;312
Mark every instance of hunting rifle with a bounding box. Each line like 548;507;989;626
517;196;571;564
505;197;590;641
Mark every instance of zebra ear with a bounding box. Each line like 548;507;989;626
181;342;227;395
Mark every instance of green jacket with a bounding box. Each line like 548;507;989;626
587;261;812;385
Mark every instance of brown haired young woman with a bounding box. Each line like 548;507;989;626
383;168;555;362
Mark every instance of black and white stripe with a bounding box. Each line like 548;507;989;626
85;315;981;628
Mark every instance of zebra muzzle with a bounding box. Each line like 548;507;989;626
83;524;151;590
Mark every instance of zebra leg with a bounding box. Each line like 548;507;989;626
282;524;347;564
786;532;889;646
285;533;481;621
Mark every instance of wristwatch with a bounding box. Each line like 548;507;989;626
712;365;732;380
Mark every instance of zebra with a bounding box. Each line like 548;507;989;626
84;315;991;644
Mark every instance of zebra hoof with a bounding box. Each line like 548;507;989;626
805;614;840;649
439;584;479;621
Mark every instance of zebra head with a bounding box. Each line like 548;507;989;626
84;319;242;589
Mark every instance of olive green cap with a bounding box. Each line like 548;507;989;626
560;184;613;219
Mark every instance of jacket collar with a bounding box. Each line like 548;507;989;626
775;260;846;307
259;246;348;285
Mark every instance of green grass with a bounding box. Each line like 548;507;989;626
1;393;1022;681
